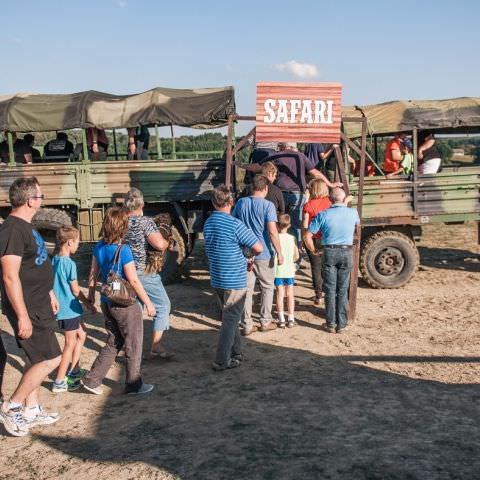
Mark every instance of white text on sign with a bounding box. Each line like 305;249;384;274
263;99;334;124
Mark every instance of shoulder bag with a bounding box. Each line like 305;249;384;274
100;245;137;306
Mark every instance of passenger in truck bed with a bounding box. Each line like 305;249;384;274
44;132;74;162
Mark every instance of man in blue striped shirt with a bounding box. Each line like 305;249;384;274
204;185;263;370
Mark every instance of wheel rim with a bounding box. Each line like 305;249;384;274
374;247;405;276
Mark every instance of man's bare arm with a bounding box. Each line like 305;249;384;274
267;221;284;265
308;168;342;188
1;255;32;338
232;161;262;172
303;230;318;255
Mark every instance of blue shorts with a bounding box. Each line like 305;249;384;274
274;278;295;286
58;317;81;331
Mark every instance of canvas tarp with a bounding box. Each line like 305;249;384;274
342;97;480;138
0;86;236;132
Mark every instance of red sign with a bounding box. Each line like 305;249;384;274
256;82;342;143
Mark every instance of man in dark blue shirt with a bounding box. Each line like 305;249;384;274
304;188;360;333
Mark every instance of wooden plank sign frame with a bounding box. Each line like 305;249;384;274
256;82;342;143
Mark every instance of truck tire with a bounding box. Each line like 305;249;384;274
161;225;186;285
32;208;73;252
360;230;419;289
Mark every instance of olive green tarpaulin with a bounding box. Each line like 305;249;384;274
0;86;236;132
342;97;480;138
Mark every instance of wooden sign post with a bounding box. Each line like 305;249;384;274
256;82;342;143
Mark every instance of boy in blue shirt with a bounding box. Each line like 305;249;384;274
52;227;96;392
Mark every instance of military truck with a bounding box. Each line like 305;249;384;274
227;98;480;290
1;89;479;289
0;86;235;282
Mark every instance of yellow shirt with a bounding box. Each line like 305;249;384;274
275;233;296;279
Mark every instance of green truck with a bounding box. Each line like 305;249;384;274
1;89;479;288
0;86;235;282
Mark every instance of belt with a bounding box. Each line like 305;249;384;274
324;245;353;249
281;190;302;194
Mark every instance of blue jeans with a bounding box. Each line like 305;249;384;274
321;248;353;329
137;271;171;332
282;191;305;245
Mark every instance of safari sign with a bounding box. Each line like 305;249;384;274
256;82;342;143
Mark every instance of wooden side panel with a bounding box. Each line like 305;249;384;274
256;82;342;143
0;164;79;208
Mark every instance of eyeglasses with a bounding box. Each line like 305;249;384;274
30;195;45;200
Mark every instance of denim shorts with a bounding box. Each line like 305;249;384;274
137;271;171;332
274;277;295;286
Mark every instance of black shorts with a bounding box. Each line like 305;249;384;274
58;317;81;331
6;315;61;365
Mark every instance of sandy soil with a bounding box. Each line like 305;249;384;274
0;222;479;480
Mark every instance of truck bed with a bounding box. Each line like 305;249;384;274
350;166;480;226
0;158;225;209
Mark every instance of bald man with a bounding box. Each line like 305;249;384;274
303;188;360;333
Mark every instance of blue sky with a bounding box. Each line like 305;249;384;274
1;0;478;134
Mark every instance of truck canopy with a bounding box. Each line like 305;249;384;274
342;97;480;138
0;86;236;132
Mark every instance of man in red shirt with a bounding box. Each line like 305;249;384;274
383;133;406;176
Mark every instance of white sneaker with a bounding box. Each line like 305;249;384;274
81;380;103;395
25;406;60;427
0;405;29;437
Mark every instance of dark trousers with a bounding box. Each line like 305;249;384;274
83;302;144;393
214;288;246;366
322;248;353;329
306;239;323;298
0;335;6;399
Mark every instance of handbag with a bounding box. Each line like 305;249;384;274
100;245;137;306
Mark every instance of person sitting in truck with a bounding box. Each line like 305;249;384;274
23;134;42;163
44;132;74;162
127;126;150;160
86;127;109;160
418;131;441;174
0;132;32;164
383;133;406;177
401;138;414;175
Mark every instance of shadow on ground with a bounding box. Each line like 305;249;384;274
419;246;480;272
36;323;480;480
31;238;480;479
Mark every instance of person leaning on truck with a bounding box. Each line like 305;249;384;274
234;142;342;248
204;185;263;371
383;133;406;177
303;187;360;334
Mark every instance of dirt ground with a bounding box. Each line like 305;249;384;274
0;223;479;480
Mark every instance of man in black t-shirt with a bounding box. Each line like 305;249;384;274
44;132;74;162
0;177;61;437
